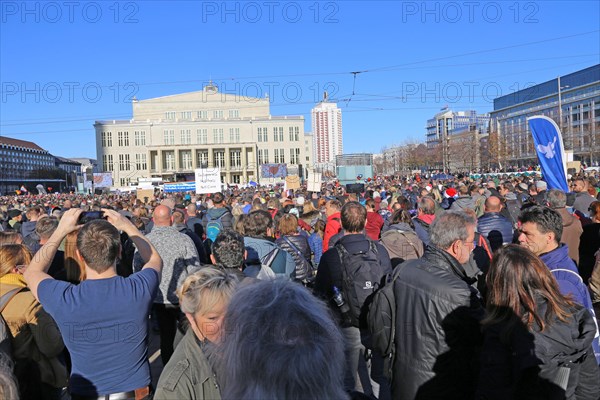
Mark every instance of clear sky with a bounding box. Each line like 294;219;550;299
1;0;599;159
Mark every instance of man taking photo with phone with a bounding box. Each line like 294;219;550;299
24;208;163;400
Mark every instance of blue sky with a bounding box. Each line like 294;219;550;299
1;1;599;159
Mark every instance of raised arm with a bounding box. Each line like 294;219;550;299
24;208;83;301
103;209;163;276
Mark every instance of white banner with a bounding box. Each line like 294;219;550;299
195;168;221;194
307;171;321;192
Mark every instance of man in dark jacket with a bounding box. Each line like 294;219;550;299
477;196;513;252
533;180;548;204
392;210;485;400
201;192;234;233
572;177;596;217
413;196;436;246
547;189;582;265
173;210;209;264
185;202;204;238
518;206;600;364
242;210;295;280
314;201;392;399
449;185;475;212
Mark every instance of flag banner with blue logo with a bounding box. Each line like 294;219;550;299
527;115;569;192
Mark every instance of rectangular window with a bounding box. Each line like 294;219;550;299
289;127;300;141
213;128;224;144
257;127;266;142
164;152;175;170
197;129;208;144
117;131;127;147
181;111;192;120
279;148;285;164
230;150;241;168
180;151;193;170
290;148;300;164
134;131;146;146
258;149;269;164
214;151;225;168
135;153;147;170
229;128;240;143
213;110;224;119
119;154;130;170
197;110;208;120
181;129;191;145
197;151;209;168
103;154;113;171
102;132;112;147
163;130;174;145
228;109;240;118
165;111;176;120
273;127;284;142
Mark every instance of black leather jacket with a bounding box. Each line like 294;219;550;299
392;245;485;400
276;234;312;282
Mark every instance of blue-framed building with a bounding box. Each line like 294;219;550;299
489;65;600;167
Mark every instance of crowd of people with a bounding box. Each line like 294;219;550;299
0;169;599;399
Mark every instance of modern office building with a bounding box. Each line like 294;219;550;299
94;83;312;187
312;94;343;166
489;64;600;167
426;108;490;171
0;136;56;193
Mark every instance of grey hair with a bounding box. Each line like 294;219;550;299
177;268;238;315
218;279;348;400
547;189;567;209
35;215;59;240
429;210;476;249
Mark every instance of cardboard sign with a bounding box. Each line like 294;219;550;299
136;189;154;203
136;189;154;202
285;175;300;190
195;168;221;194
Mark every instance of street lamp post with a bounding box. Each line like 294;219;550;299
557;76;570;147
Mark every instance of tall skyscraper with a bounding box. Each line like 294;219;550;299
312;93;343;165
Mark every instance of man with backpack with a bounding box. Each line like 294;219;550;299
314;201;392;399
201;192;234;247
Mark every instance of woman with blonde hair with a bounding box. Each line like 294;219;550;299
300;199;322;228
154;268;238;400
0;244;66;400
477;245;600;399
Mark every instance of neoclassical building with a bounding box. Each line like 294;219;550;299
95;83;313;187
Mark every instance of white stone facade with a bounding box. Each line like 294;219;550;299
95;84;312;187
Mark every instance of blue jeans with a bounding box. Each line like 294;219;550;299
341;327;391;399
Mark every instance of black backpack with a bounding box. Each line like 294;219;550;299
365;262;406;380
335;240;386;328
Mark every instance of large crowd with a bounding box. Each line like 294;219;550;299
0;170;600;400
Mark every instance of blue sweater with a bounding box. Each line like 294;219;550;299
541;244;600;364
